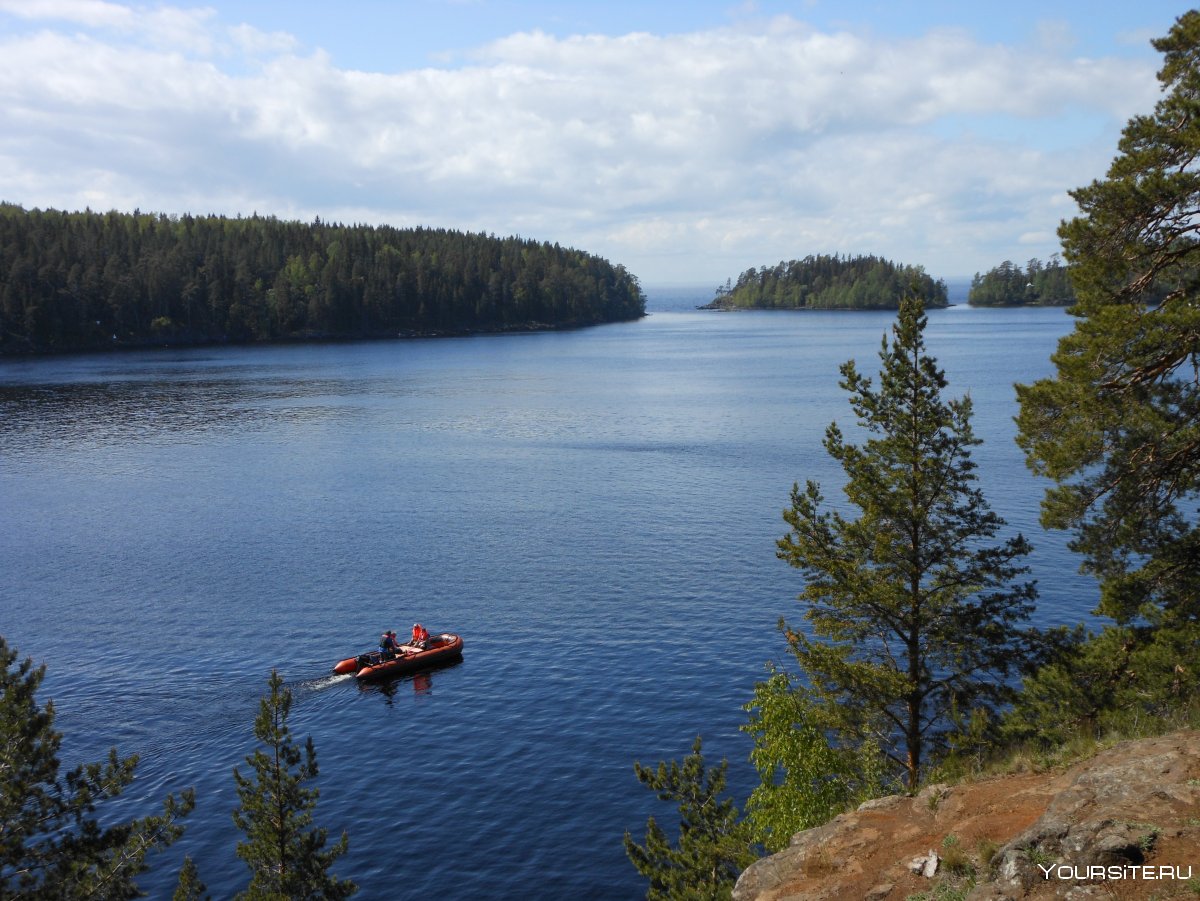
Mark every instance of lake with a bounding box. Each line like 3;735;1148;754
0;292;1095;899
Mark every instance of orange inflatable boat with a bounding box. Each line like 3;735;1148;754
333;632;464;681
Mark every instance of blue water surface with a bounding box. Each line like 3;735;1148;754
0;291;1093;899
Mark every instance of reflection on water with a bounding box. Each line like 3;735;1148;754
0;377;376;453
357;666;449;704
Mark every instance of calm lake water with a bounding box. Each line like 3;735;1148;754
0;292;1095;899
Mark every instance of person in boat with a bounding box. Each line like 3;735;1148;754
380;630;400;659
411;623;429;649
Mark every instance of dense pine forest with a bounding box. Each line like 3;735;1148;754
967;256;1074;306
0;204;645;354
701;254;948;310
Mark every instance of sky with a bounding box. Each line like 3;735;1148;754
0;1;1187;286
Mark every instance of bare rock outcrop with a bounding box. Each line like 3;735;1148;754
733;731;1200;900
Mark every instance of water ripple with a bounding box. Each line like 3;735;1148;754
0;308;1092;899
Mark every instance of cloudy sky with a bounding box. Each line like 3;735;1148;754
0;0;1185;286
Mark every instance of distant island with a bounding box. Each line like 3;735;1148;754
0;203;645;354
700;254;948;311
967;256;1074;306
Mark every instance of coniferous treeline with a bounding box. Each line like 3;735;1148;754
0;203;645;354
967;256;1074;306
702;253;948;310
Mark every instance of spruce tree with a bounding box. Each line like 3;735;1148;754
232;670;355;900
778;296;1037;789
623;737;756;901
0;635;193;898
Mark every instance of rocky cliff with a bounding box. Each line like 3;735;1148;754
733;731;1200;900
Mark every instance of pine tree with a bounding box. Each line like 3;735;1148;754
778;296;1037;790
0;635;194;898
1012;13;1200;729
232;670;355;900
1017;11;1200;635
623;737;757;901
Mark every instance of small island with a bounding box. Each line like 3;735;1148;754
967;255;1074;306
0;203;646;355
700;253;948;311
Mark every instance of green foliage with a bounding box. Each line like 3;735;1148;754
232;670;356;900
1134;823;1162;853
975;838;1001;876
623;736;757;901
967;256;1074;306
1015;12;1200;723
930;705;997;783
741;668;888;851
1023;844;1053;867
1005;622;1200;745
0;635;194;898
172;856;209;901
704;254;947;310
939;834;975;877
777;297;1037;790
0;203;645;353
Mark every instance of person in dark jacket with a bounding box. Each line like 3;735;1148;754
380;630;400;658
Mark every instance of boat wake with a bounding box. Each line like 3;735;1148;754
304;672;353;692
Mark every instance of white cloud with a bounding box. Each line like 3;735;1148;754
228;22;298;57
0;6;1162;282
0;0;133;28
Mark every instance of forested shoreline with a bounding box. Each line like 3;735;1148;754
701;253;948;311
0;204;645;354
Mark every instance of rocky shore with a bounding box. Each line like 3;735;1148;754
733;731;1200;900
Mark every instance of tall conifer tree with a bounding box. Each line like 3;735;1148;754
777;297;1037;789
1017;11;1200;632
1011;12;1200;730
232;670;355;900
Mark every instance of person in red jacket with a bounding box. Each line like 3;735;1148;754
411;623;429;648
